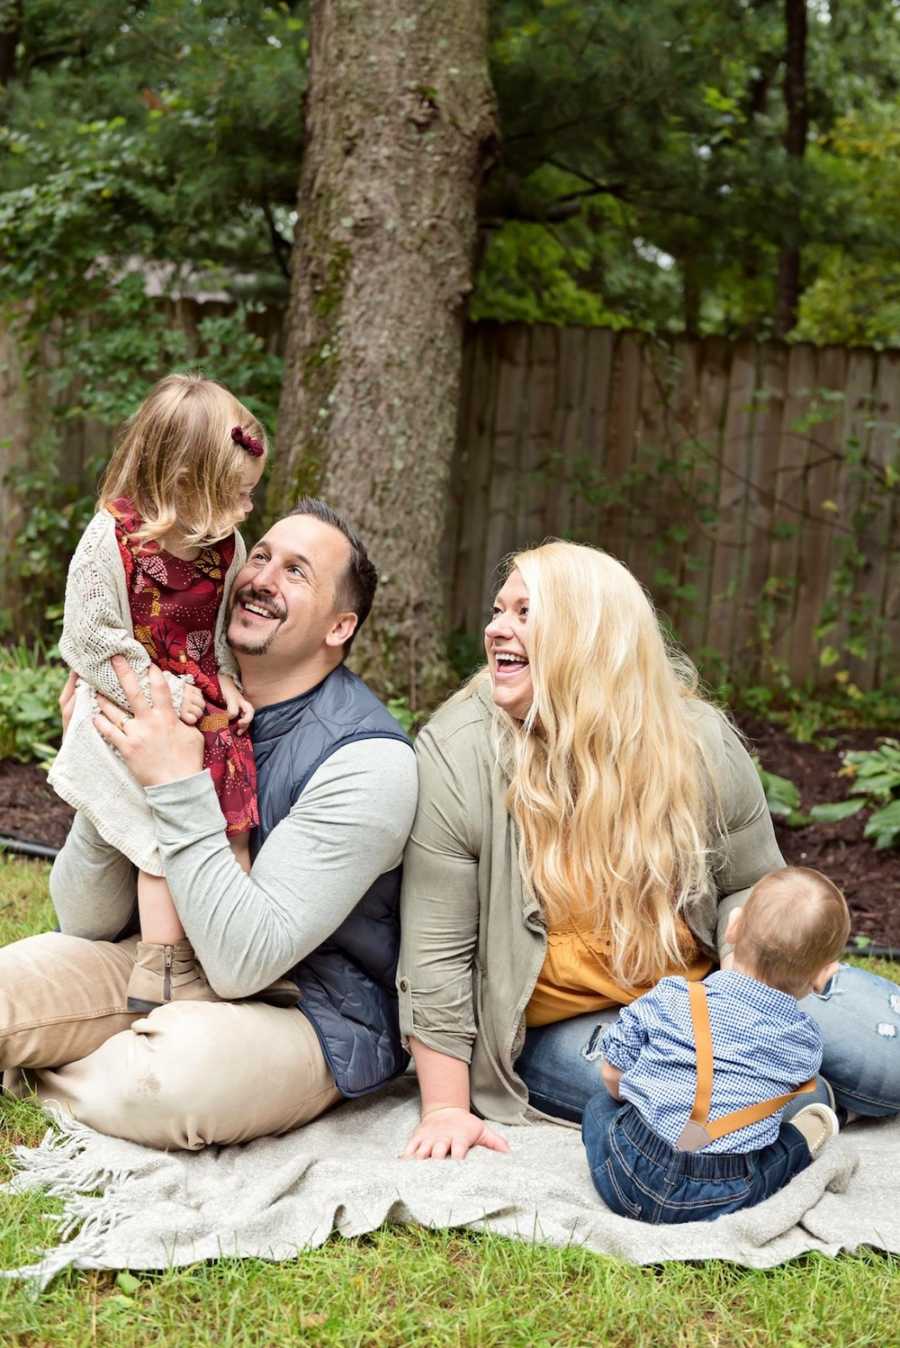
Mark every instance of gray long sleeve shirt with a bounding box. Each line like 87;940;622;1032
51;739;419;999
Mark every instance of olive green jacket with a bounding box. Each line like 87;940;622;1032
397;680;785;1125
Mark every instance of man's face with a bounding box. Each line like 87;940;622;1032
227;514;357;665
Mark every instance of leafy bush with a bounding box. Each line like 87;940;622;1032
755;761;809;829
0;643;67;763
811;739;900;848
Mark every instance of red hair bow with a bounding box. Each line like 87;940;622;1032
231;425;264;457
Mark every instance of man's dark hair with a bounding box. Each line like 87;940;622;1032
288;498;377;657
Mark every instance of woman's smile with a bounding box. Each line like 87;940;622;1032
485;569;533;718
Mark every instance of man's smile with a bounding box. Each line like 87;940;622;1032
234;587;287;624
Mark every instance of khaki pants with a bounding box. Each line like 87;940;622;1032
0;932;341;1149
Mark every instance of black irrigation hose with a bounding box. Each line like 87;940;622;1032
0;834;62;862
1;833;899;963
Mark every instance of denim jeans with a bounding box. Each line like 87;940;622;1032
581;1097;812;1224
516;964;900;1124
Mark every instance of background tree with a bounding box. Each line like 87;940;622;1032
4;0;900;694
271;0;496;701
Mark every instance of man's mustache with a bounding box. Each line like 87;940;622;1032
232;586;288;622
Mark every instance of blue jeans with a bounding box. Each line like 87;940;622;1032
581;1097;812;1224
516;964;900;1124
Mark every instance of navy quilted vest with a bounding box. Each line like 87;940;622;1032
250;664;413;1097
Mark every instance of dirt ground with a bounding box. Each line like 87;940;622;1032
737;718;900;948
1;718;898;944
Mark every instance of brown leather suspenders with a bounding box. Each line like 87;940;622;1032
674;979;816;1152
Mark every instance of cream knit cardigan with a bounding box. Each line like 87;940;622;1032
48;510;245;875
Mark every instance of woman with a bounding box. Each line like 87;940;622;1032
397;540;899;1159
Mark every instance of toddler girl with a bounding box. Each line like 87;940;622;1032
50;372;268;1011
582;866;850;1224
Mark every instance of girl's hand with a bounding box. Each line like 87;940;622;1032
402;1107;510;1161
178;679;206;726
219;674;254;732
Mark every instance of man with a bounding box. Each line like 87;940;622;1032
0;499;418;1148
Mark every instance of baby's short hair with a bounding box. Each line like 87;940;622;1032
733;866;850;997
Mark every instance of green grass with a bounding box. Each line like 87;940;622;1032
1;854;898;1347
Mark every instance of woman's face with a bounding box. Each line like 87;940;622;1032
484;569;533;720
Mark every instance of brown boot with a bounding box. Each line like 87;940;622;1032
253;976;299;1008
126;940;222;1013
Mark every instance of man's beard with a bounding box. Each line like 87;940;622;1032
228;586;287;656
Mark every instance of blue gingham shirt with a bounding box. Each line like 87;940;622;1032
602;971;823;1153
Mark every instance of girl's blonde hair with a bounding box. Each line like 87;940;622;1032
99;372;267;546
486;539;724;990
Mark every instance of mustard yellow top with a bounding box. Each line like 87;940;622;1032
526;916;713;1027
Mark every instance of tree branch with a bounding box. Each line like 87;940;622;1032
261;200;292;280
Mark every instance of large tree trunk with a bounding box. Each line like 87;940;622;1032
775;0;808;338
272;0;496;706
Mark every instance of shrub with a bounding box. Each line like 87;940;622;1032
0;642;66;763
811;739;900;849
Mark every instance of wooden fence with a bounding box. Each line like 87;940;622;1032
2;312;898;687
449;325;900;689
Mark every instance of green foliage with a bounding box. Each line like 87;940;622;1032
386;696;426;737
0;642;66;763
754;760;809;830
734;678;900;747
478;0;900;339
0;1;308;316
0;3;294;641
837;739;900;849
7;0;900;363
0;290;283;641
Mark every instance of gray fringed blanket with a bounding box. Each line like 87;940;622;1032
3;1077;899;1289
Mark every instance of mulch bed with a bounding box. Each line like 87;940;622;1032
0;759;74;852
1;718;899;944
738;718;900;949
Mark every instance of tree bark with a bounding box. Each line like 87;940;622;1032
775;0;808;338
272;0;497;705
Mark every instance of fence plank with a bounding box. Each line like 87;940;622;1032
453;325;499;633
683;338;730;655
708;341;758;669
787;345;848;682
547;327;588;538
517;325;558;549
831;351;878;684
575;328;614;546
739;345;788;675
768;344;819;670
600;333;642;566
861;350;900;688
482;325;530;607
665;337;703;644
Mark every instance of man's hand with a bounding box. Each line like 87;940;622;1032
402;1107;510;1161
178;678;206;726
94;656;204;787
219;673;254;733
59;670;78;741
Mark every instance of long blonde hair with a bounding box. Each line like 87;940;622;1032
489;540;723;989
99;372;267;547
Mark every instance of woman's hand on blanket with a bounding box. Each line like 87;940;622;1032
402;1107;510;1161
178;679;206;725
94;657;204;787
59;670;78;740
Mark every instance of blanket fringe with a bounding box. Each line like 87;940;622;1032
1;1106;137;1290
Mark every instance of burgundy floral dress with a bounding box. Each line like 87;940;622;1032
109;498;258;836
